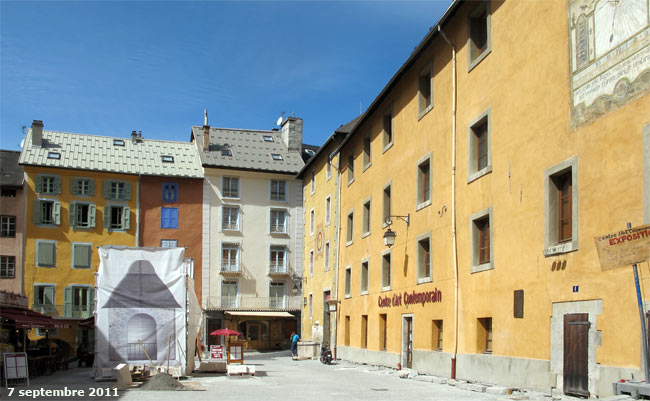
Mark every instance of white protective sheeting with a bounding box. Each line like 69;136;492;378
95;247;187;379
185;275;202;375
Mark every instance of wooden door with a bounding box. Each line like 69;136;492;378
403;316;413;369
564;313;589;397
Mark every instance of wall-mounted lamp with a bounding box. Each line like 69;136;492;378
383;214;410;248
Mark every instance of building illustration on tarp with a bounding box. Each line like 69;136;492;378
103;260;181;361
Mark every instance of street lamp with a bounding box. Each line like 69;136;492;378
383;214;410;248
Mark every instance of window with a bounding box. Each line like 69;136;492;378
222;177;239;198
162;183;178;202
161;207;179;229
72;243;92;269
346;211;354;245
545;157;578;256
478;317;493;353
362;199;371;236
161;155;174;163
33;285;55;314
360;260;369;294
309;250;314;277
325;196;331;226
309;293;313;320
222;206;240;231
270;180;287;201
1;216;16;237
468;1;491;71
383;109;394;151
310;209;315;236
36;240;56;267
66;285;94;318
345;266;352;297
417;155;432;209
221;280;238;308
311;171;315;194
104;205;130;230
382;251;391;290
69;203;96;229
418;62;434;117
361;315;368;348
161;239;178;248
71;178;94;196
363;134;372;169
36;175;61;195
326;160;332;181
113;139;125;146
417;235;432;282
470;207;493;273
433;320;443;351
1;256;15;278
221;243;240;272
263;135;274;142
514;290;524;319
269;282;285;308
324;242;330;272
270;209;288;234
379;314;387;351
271;154;283;161
221;149;232;157
33;199;61;225
270;245;287;273
345;316;351;346
103;181;131;200
383;184;391;226
1;188;16;197
467;109;492;182
347;154;354;184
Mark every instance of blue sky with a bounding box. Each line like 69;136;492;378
1;0;452;150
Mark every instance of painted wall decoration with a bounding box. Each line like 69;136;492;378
568;0;650;128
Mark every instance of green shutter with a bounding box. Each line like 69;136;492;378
70;178;79;195
104;206;111;228
88;288;95;315
69;203;77;226
73;244;90;268
103;181;111;199
53;176;62;194
64;287;72;317
35;176;43;193
37;242;55;266
53;201;61;225
122;207;130;230
123;183;132;200
44;286;54;306
88;179;96;196
88;204;96;228
33;200;41;224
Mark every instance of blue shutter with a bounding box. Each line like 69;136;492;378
171;208;178;228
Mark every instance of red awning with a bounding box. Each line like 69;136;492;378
0;307;70;329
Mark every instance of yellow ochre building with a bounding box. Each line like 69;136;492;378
301;0;650;397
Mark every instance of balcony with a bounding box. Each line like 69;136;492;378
220;262;242;275
32;304;93;319
268;263;289;276
206;296;302;311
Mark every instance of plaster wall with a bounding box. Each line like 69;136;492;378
0;185;24;294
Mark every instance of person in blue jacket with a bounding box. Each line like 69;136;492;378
290;332;300;358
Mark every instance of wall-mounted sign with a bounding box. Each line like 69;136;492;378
378;288;442;308
595;224;650;271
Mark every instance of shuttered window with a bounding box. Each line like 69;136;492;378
161;207;179;229
36;241;56;267
35;175;61;195
162;183;178;202
72;243;92;269
33;200;61;225
103;181;132;200
70;178;95;196
104;206;130;230
69;203;96;229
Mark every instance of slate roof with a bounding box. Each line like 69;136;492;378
19;129;203;179
192;126;304;174
0;150;24;186
102;260;181;309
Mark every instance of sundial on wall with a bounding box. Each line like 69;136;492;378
594;0;647;56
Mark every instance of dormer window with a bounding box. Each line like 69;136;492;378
113;139;125;146
271;154;283;161
47;152;61;160
263;135;274;142
221;149;233;157
305;149;315;156
161;155;174;163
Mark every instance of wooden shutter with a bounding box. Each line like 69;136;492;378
88;288;95;315
88;204;96;228
122;207;130;230
73;244;90;268
88;179;96;196
104;206;111;228
64;287;72;317
33;200;42;224
53;201;61;225
53;176;62;194
514;290;524;318
38;242;55;266
123;183;132;200
35;176;43;193
102;181;111;199
69;203;77;226
44;286;55;306
70;178;80;195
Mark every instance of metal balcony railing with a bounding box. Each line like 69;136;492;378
269;263;288;274
32;304;94;319
220;262;241;274
206;296;301;311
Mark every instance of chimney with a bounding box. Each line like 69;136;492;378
202;109;210;151
281;116;303;152
31;120;43;147
131;130;137;143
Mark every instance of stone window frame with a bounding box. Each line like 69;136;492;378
416;231;433;284
467;108;492;183
467;0;492;72
544;156;579;256
416;152;433;211
381;248;392;291
418;59;434;119
362;196;372;238
344;265;352;298
360;257;369;295
469;206;494;273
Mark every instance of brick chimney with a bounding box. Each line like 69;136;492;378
202;109;210;151
31;120;43;147
281;116;303;152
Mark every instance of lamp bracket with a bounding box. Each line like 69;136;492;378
384;214;410;227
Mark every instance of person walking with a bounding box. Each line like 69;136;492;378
290;331;300;359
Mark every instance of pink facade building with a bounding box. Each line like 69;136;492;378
0;150;24;295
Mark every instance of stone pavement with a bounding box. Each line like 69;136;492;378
0;351;636;401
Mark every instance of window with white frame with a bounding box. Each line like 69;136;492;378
221;243;239;272
161;239;178;248
103;180;131;201
360;260;369;294
36;175;61;195
270;209;288;234
270;245;287;273
325;196;331;226
71;178;94;196
544;157;578;256
33;284;55;314
271;180;287;201
1;216;16;237
417;234;432;282
324;242;330;272
69;202;96;229
33;200;61;225
362;199;371;236
418;61;434;117
417;154;432;209
222;177;239;198
222;206;240;231
221;280;238;308
467;109;492;182
72;243;92;269
270;282;285;308
345;266;352;298
382;251;391;290
66;285;93;318
104;205;130;230
1;256;15;278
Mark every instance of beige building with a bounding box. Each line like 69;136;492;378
307;0;650;397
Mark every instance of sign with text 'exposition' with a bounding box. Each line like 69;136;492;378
595;224;650;271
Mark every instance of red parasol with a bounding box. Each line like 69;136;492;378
210;328;241;336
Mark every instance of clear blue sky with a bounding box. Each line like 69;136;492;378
1;0;452;150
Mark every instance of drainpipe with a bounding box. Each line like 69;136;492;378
332;152;342;360
438;24;459;379
136;175;141;247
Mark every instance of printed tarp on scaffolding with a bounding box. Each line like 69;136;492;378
94;247;200;379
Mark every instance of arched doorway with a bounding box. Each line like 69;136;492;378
127;314;157;360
